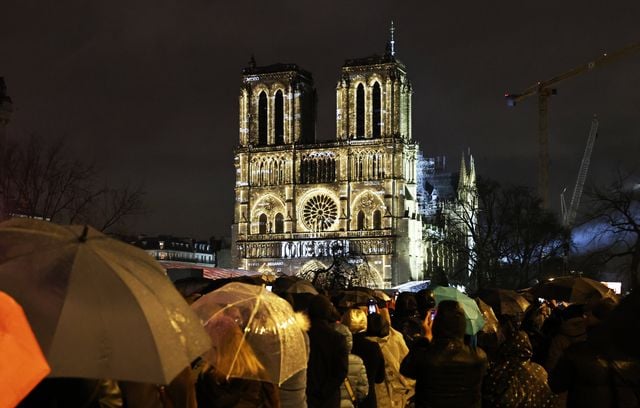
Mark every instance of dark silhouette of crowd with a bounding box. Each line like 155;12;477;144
15;277;640;408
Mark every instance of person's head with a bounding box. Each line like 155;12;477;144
415;289;436;320
204;315;265;381
432;300;466;340
342;308;368;334
586;298;616;328
561;303;586;321
308;294;339;322
367;313;390;338
333;322;354;352
394;292;418;318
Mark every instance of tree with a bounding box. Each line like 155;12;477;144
0;134;145;232
298;242;379;291
431;178;567;290
581;171;640;290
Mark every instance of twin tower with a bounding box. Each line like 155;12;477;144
232;27;426;287
238;37;412;146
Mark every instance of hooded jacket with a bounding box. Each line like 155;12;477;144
400;300;488;408
332;322;369;408
483;331;556;408
366;322;415;408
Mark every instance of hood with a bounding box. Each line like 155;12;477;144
502;331;533;363
332;322;353;352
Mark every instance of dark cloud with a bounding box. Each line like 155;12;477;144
3;0;640;238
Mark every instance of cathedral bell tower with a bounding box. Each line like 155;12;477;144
239;60;316;147
336;22;412;141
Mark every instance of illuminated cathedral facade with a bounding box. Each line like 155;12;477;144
231;30;475;287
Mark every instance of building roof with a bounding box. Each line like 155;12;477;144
343;53;405;68
242;63;313;80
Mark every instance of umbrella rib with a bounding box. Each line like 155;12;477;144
226;289;264;382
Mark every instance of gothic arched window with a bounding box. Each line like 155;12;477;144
373;210;382;230
356;84;365;138
372;82;381;137
274;213;284;233
356;210;365;231
258;213;268;234
274;90;284;145
258;91;268;145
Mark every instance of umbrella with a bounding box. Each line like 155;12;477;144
0;218;211;384
283;279;318;295
529;276;616;303
432;286;485;335
476;288;530;316
273;275;318;295
475;298;499;334
191;282;308;386
0;291;50;408
333;289;375;308
373;290;391;302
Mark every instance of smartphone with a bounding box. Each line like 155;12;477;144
429;309;437;321
367;299;377;314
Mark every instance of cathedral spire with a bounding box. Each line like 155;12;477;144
458;153;467;191
387;21;396;57
469;153;476;184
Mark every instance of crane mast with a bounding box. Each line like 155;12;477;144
562;116;599;227
505;41;640;208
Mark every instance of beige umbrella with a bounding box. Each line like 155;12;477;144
0;218;210;384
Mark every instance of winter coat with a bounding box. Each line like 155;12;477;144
400;301;488;408
306;296;349;408
401;337;487;408
366;327;415;408
120;366;197;408
340;354;369;408
195;365;279;408
544;315;587;372
482;331;556;408
331;323;369;408
550;340;640;408
279;313;311;408
351;332;386;408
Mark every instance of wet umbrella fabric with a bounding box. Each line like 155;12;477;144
432;286;485;335
475;298;499;335
283;279;318;295
0;291;50;408
0;218;211;384
530;276;616;303
477;288;530;316
191;282;308;386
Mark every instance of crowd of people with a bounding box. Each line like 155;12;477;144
16;280;640;408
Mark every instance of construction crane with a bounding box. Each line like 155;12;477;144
505;41;640;208
561;116;599;228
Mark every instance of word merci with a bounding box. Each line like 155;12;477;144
281;240;349;259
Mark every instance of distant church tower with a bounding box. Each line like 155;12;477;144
336;22;412;141
232;24;424;287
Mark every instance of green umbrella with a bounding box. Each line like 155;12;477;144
432;286;485;335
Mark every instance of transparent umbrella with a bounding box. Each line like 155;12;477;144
191;282;308;386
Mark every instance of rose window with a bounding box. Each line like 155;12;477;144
302;194;338;231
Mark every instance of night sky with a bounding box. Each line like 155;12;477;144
3;1;640;239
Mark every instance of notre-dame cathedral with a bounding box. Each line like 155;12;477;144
231;27;476;287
